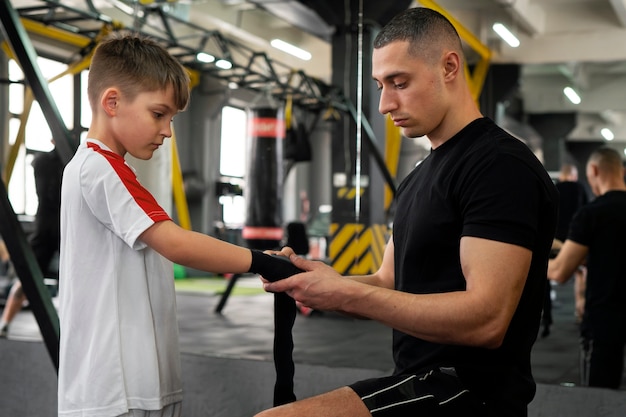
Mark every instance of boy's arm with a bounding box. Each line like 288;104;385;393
140;220;302;280
140;220;252;274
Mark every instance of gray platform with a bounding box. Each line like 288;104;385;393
0;276;624;416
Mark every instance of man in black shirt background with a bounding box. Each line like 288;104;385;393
548;146;626;389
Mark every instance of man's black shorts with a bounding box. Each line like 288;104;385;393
349;367;491;417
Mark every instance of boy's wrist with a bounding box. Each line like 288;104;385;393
248;249;303;282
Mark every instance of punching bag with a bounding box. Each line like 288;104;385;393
243;107;285;250
245;107;297;406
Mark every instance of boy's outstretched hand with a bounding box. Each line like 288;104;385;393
248;249;304;282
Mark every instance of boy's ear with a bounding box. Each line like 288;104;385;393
101;88;120;117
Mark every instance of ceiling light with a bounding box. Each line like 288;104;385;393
196;52;215;63
270;39;312;61
492;23;520;48
215;59;232;70
601;128;614;141
563;87;581;104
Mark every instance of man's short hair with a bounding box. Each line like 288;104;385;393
373;7;463;63
87;32;190;111
588;146;624;174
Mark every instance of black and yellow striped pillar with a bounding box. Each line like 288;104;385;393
328;18;391;275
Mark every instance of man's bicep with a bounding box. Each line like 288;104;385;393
377;237;395;288
460;237;531;310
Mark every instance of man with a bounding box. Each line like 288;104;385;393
548;146;626;389
555;163;588;243
541;163;589;337
257;7;558;417
0;144;63;338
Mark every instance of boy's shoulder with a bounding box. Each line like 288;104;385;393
66;141;118;181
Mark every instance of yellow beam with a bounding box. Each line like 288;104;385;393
469;56;491;100
1;41;16;60
384;115;401;210
20;18;92;49
2;90;34;185
170;127;192;230
187;68;200;89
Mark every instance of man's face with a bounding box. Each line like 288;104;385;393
372;40;447;139
586;162;600;196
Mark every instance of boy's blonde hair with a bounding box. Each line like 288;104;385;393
88;32;190;111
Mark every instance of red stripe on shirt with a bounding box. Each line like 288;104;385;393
87;142;171;223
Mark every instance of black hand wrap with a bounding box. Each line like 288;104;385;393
249;250;304;282
248;249;302;406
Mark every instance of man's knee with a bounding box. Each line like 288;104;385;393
253;387;370;417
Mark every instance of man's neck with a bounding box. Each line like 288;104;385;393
598;181;626;195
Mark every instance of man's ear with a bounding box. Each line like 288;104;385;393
589;163;599;179
443;51;461;80
101;88;120;117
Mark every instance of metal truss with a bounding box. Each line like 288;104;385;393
15;0;347;112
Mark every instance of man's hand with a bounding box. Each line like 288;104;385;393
261;254;355;312
248;249;304;282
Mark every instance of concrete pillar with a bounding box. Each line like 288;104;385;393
528;113;577;171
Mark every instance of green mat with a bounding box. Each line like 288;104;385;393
174;276;266;296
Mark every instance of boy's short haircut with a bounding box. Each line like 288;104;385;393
88;31;190;111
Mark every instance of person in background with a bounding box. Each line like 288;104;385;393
557;163;589;323
58;32;299;417
548;146;626;389
256;7;558;417
0;143;63;338
542;162;589;337
0;239;17;298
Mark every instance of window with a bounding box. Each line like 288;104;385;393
7;57;73;215
220;106;247;177
219;106;247;227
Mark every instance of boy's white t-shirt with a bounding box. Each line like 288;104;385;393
58;139;182;416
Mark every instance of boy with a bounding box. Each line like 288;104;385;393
58;32;294;417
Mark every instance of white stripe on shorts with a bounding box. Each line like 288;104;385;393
360;375;418;400
370;395;436;413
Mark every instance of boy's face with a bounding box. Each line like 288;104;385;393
109;85;179;160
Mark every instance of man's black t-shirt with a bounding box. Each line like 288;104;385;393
568;190;626;338
555;181;588;241
392;118;558;415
